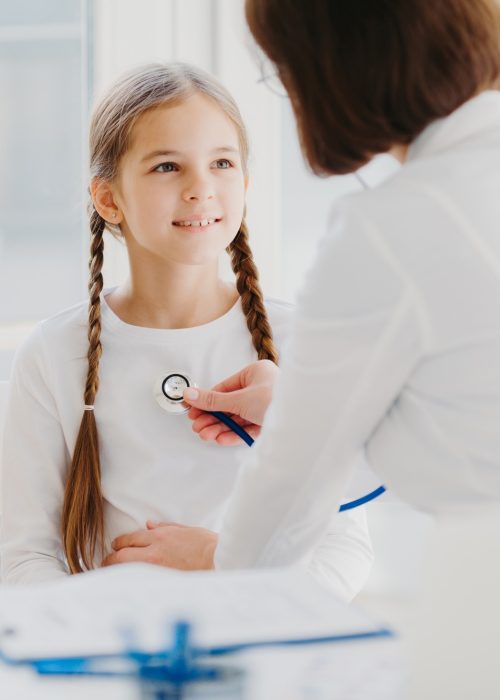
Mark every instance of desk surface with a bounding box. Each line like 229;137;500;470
0;636;404;700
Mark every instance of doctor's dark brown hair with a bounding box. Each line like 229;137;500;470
62;63;278;574
246;0;500;174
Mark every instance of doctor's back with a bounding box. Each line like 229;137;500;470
316;91;500;513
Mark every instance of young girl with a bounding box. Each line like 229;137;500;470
0;63;373;600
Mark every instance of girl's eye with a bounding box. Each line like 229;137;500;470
154;162;178;173
214;159;232;169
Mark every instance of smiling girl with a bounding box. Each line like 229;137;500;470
0;63;373;599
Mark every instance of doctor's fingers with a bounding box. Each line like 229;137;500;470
193;411;253;439
191;411;251;434
199;421;261;445
187;406;205;421
185;385;241;422
215;425;261;445
209;360;278;393
184;386;250;416
207;368;252;394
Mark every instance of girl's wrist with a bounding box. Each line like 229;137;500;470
202;532;218;570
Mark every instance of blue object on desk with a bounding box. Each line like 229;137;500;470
18;618;393;681
30;621;248;699
208;411;387;512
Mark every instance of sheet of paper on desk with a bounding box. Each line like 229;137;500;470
0;564;390;661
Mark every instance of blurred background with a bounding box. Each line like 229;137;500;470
0;0;400;380
0;0;429;605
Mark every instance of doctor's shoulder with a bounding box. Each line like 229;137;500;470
322;173;446;257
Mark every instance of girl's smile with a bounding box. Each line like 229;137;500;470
172;215;223;230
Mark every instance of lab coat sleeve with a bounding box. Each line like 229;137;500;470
0;324;69;583
215;201;429;571
306;504;374;601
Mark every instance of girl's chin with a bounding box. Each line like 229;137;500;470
156;251;225;267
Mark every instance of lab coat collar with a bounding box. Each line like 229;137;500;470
408;90;500;162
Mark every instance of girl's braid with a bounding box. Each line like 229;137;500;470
228;219;279;364
85;209;105;404
62;209;105;573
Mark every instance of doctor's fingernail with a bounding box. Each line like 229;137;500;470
184;388;199;401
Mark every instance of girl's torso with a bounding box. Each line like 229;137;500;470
40;292;292;550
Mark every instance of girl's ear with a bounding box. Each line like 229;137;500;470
244;176;249;192
91;177;123;224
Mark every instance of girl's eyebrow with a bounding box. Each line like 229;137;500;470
141;146;239;162
211;147;239;154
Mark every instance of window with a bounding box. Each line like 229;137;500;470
0;0;90;379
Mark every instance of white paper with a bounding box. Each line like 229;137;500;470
0;564;389;660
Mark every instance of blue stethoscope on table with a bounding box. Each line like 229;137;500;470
154;371;386;512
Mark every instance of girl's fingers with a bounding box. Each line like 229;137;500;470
146;520;182;529
112;530;152;550
103;547;149;567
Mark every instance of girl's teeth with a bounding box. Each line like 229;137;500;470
177;218;216;227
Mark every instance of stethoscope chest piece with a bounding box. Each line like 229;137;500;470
154;371;195;415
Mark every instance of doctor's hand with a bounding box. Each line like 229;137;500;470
183;359;279;445
101;521;217;570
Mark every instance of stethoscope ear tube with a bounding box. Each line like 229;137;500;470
209;411;255;447
209;411;386;512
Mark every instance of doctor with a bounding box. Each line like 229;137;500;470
112;0;500;572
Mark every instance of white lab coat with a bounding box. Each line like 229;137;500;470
215;90;500;569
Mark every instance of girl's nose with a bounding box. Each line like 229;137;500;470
182;176;214;202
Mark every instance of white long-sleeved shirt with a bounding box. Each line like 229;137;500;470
0;293;373;597
216;90;500;570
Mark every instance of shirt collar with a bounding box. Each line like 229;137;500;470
407;90;500;162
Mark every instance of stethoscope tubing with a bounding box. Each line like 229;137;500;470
209;411;386;512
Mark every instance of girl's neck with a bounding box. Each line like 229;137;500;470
106;259;239;330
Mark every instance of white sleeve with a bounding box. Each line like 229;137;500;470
0;325;69;583
215;202;428;571
306;505;373;602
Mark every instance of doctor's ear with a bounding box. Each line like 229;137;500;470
90;177;123;225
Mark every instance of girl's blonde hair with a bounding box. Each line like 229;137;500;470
62;63;279;574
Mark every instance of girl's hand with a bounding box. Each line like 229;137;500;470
101;520;217;570
183;360;279;445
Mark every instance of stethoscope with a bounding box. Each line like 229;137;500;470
155;372;386;512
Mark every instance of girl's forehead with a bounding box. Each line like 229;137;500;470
130;94;241;153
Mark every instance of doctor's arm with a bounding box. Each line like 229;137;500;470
0;326;70;583
306;503;373;601
213;204;429;571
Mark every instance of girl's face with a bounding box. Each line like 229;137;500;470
113;93;246;266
